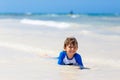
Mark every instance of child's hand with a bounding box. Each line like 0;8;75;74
79;66;90;70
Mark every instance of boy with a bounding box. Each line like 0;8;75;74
58;37;84;69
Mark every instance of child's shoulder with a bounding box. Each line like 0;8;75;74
58;51;66;59
74;53;81;57
59;51;66;55
60;50;66;54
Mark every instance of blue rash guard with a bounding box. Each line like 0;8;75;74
58;51;84;67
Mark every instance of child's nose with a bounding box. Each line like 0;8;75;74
71;48;75;50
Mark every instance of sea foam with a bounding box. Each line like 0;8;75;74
0;41;55;57
20;19;71;29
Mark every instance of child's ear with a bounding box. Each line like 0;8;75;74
76;47;78;50
64;47;66;51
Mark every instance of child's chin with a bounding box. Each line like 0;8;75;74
69;52;75;54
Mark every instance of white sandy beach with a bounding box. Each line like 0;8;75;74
0;17;120;80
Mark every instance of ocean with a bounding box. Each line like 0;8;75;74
0;13;120;80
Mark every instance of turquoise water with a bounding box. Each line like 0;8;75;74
0;13;120;24
0;13;120;35
0;13;120;36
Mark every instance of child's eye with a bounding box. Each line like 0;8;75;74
69;46;76;49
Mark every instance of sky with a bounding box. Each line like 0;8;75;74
0;0;120;14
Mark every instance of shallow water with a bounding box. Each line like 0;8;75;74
0;14;120;80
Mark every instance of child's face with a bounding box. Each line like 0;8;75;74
64;44;78;55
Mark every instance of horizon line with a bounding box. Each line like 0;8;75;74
0;12;120;15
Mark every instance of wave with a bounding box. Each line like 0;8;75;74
68;14;80;18
78;30;120;41
85;58;120;68
1;41;120;68
0;41;56;57
20;19;73;29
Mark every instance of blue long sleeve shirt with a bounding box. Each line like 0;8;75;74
58;51;84;67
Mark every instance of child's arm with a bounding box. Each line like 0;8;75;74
75;54;90;70
75;53;84;68
58;51;65;65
